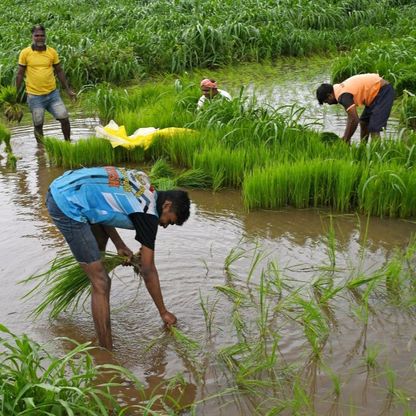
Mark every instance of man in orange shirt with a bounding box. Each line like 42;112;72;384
16;25;76;142
316;74;395;144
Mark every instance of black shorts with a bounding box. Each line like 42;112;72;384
360;84;395;133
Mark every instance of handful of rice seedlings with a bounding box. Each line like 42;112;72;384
320;131;340;143
0;86;24;123
22;250;142;319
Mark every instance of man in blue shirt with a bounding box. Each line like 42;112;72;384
46;166;191;350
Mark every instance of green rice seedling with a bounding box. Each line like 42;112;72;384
320;131;340;144
43;137;144;168
86;84;129;123
0;85;23;122
358;164;411;217
199;291;218;335
363;344;381;369
113;144;145;164
149;158;175;180
292;295;330;357
0;121;11;152
193;145;246;188
146;129;201;167
400;90;416;130
325;215;337;269
169;326;200;352
43;137;65;166
6;151;17;169
384;253;403;301
224;246;246;280
214;285;248;306
322;365;342;398
0;324;136;414
151;177;176;191
175;168;212;188
22;251;140;319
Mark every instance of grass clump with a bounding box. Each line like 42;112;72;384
0;324;134;415
400;90;416;130
0;85;23;122
0;122;12;152
22;251;133;319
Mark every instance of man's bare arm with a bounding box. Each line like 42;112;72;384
16;65;26;93
343;106;359;144
140;245;177;325
53;63;76;100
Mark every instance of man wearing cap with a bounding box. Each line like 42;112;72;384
16;24;76;142
197;79;231;109
316;73;395;144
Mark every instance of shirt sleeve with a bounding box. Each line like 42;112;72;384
338;93;355;111
197;96;206;109
128;212;158;250
50;47;60;65
18;49;27;66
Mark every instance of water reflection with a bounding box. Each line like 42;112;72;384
0;84;414;415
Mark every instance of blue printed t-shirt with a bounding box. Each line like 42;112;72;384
50;167;159;250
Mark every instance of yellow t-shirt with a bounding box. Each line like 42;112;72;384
18;46;60;95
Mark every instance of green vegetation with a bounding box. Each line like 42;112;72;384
0;86;23;122
331;36;416;94
42;137;144;168
400;90;416;130
23;228;416;414
0;324;196;414
0;121;18;169
0;324;133;414
43;83;416;218
0;1;415;87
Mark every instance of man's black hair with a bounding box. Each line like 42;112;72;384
316;83;334;105
31;24;45;34
157;190;190;225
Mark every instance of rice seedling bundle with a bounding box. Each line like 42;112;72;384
0;85;23;122
22;251;141;319
0;122;12;152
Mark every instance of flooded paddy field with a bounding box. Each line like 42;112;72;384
1;108;415;415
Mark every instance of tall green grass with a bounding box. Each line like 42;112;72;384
1;0;415;86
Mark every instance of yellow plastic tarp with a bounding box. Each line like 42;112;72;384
95;120;194;150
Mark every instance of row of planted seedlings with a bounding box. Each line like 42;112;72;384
44;80;416;217
193;233;416;413
23;219;416;414
2;0;416;86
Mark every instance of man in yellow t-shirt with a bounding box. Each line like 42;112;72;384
16;24;76;142
316;74;395;144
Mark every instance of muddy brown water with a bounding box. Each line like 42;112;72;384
0;114;415;415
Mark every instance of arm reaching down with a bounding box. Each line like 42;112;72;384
140;245;177;326
342;105;360;144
